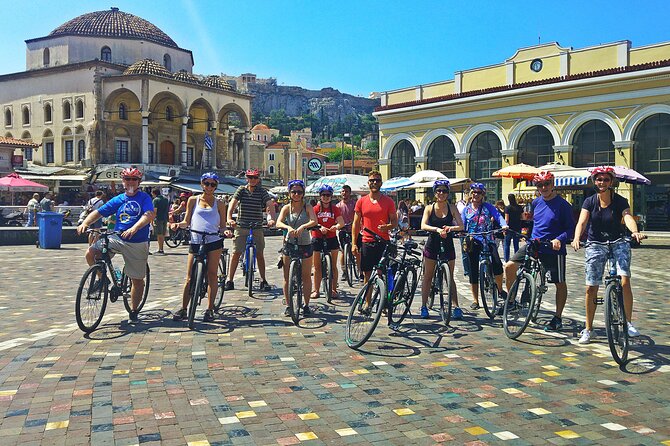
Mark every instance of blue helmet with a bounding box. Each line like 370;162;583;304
201;172;219;183
432;179;450;191
287;179;305;190
470;182;486;192
318;184;334;195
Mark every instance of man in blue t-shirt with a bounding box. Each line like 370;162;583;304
77;167;155;322
504;171;574;332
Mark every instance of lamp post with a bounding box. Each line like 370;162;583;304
342;133;350;175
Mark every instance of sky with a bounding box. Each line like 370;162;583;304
0;0;668;98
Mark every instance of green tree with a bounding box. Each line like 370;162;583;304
365;140;379;159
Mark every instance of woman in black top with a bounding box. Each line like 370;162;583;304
504;194;523;261
419;180;464;319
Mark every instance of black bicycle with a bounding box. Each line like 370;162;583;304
340;224;361;287
165;226;189;248
345;229;421;349
284;238;307;325
75;229;150;333
185;229;223;329
313;230;335;303
427;237;456;326
463;229;504;319
215;246;229;312
503;236;552;339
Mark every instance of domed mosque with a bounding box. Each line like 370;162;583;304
2;7;253;178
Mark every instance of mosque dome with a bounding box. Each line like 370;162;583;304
203;76;235;91
174;70;200;84
123;59;171;77
252;124;269;131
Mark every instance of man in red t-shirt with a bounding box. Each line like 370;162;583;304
311;185;345;299
352;170;397;300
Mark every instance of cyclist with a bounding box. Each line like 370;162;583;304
571;166;645;343
336;184;360;282
420;179;464;319
170;172;227;323
311;184;345;300
225;168;277;291
351;170;397;306
76;167;154;323
461;182;508;311
504;171;574;330
275;179;317;316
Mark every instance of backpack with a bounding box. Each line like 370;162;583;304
78;198;101;225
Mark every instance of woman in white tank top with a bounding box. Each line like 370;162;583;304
170;173;227;323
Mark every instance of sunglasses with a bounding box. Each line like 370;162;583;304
435;189;449;194
471;190;483;195
320;193;332;197
595;176;612;183
368;178;382;184
246;176;260;180
202;181;218;188
536;181;552;188
123;177;140;182
290;189;304;195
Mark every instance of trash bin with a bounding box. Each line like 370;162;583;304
37;212;64;249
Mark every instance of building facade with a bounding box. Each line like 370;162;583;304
375;40;670;230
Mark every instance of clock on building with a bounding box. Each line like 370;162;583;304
530;58;543;72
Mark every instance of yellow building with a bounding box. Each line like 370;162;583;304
374;40;670;230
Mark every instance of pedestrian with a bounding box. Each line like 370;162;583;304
336;184;360;282
151;188;169;254
40;192;54;212
503;194;523;261
84;190;105;245
25;193;41;227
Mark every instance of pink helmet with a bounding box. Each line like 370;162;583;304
121;167;142;179
532;171;554;184
590;165;615;179
245;168;259;177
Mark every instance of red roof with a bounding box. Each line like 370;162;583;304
266;142;290;149
0;137;40;148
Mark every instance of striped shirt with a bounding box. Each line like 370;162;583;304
233;185;271;224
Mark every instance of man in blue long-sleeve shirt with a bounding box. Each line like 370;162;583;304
504;171;574;331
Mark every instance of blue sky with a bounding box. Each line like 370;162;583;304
0;0;668;97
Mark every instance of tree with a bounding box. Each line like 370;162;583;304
365;140;379;159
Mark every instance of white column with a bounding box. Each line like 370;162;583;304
244;127;250;170
141;112;149;164
210;122;217;169
181;116;188;167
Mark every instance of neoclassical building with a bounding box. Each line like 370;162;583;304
374;40;670;230
1;7;253;176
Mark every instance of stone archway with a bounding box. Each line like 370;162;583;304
160;140;175;165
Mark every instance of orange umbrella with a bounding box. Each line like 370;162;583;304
492;163;540;180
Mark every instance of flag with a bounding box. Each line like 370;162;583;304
202;132;213;168
204;132;213;151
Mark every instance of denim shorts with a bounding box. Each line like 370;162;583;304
584;241;631;286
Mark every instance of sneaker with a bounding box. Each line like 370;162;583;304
259;280;272;292
157;250;165;255
172;308;187;321
469;302;480;310
128;310;139;323
627;322;640;337
203;309;215;322
224;280;234;291
284;307;291;317
578;329;591;344
420;306;429;318
453;307;464;320
303;305;312;315
545;315;563;332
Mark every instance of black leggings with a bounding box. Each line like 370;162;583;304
467;241;503;285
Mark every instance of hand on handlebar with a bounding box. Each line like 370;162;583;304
227;219;237;228
571;238;581;252
550;239;561;251
632;232;646;243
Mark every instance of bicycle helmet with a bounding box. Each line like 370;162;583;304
245;168;260;177
470;182;486;192
201;171;219;183
120;167;142;179
589;165;615;179
287;179;305;190
432;179;450;191
532;171;554;184
318;184;334;195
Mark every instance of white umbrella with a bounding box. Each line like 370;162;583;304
305;174;370;195
406;177;472;192
380;176;414;192
409;169;447;183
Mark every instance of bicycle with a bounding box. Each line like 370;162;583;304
340;224;361;288
283;235;313;325
184;229;223;329
426;237;456;326
238;221;264;296
503;235;552;339
583;236;640;365
462;229;505;320
165;226;189;248
75;229;150;333
313;230;334;303
215;246;229;312
345;228;422;349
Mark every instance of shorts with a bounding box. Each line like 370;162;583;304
360;241;386;272
92;235;149;280
234;226;265;254
338;231;362;249
584;241;631;286
283;242;314;259
423;236;456;261
510;244;566;284
154;219;167;236
189;238;224;255
466;240;503;285
313;236;339;252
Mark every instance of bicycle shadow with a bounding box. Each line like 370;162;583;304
348;339;422;358
620;336;670;374
295;302;349;329
83;309;174;339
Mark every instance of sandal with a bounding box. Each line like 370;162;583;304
469;302;480;310
310;291;320;300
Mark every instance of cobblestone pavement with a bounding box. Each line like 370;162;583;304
0;235;669;445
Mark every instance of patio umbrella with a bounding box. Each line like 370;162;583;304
588;166;651;185
305;174;370;196
406;177;472;192
492;163;540;180
409;169;447;183
0;172;48;204
380;176;414;192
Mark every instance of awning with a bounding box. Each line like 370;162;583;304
21;174;87;181
141;180;172;187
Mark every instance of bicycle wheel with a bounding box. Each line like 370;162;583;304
345;276;386;349
288;259;303;325
323;254;333;303
214;250;228;312
75;264;108;333
530;278;544;324
165;227;181;248
388;268;416;326
122;264;150;314
438;264;453;326
344;244;354;288
246;245;255;296
479;261;498;320
503;271;535;340
604;283;629;365
188;261;206;329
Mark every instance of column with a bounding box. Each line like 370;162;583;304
243;127;250;170
210;122;218;169
454;153;468;179
614;140;634;211
141;112;149;164
378;159;391;181
552;144;573;166
181;116;188;167
500;149;517;198
414;156;428;203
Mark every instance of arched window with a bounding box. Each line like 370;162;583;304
633;113;670;174
75;100;84;119
166;106;173;121
44;103;52;123
101;46;111;62
390;140;416;178
269;153;275;161
43;48;50;67
63;101;71;120
572;120;614;167
469;131;502;200
118;103;127;120
517;126;554;167
269;165;275;174
78;140;86;161
163;53;171;71
5;109;12;127
22;106;30;125
427;136;456;178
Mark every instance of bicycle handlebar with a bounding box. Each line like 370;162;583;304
582;235;646;248
453;228;505;238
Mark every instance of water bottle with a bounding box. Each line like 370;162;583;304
114;267;122;282
387;264;395;293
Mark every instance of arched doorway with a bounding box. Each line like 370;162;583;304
572;120;615;167
160;140;175;165
469;131;502;201
517;126;554;167
633;113;670;230
390;140;416;202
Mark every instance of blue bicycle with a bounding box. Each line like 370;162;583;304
239;221;263;296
